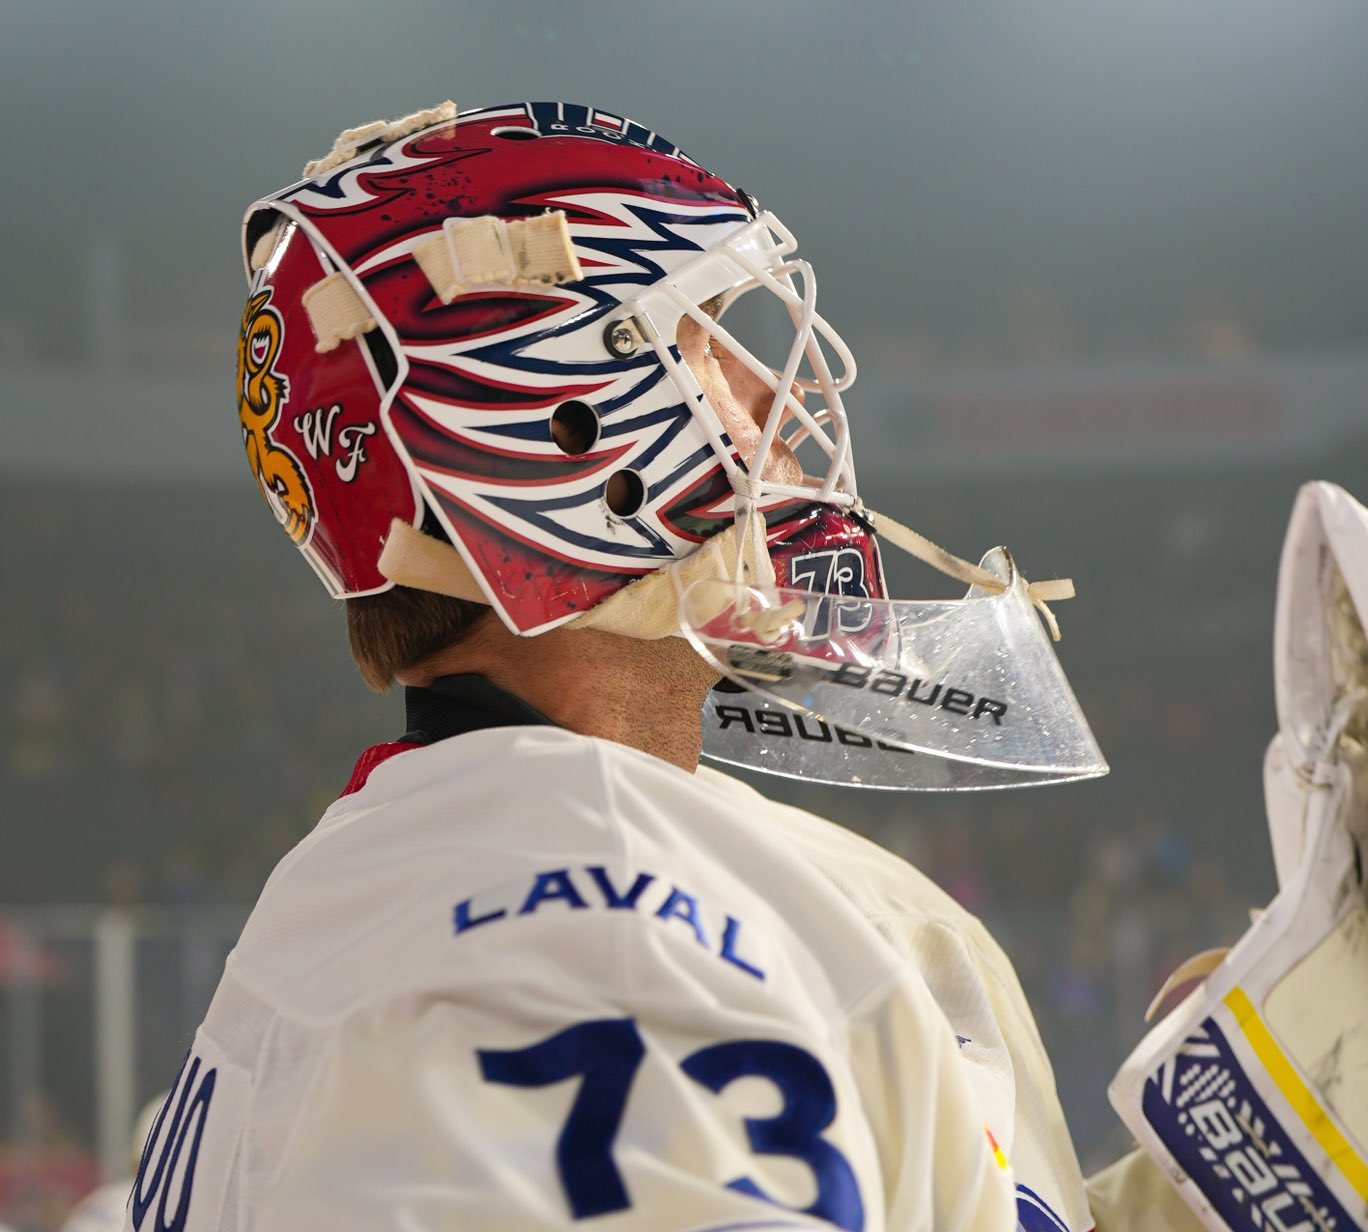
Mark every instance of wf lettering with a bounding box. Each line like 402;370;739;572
293;404;376;482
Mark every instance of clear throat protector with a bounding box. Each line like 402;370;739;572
684;527;1108;791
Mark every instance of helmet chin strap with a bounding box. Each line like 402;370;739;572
866;508;1076;642
716;496;808;645
575;513;779;640
731;488;767;584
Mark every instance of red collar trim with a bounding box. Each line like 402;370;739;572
340;741;424;797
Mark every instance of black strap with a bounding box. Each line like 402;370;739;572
400;674;558;745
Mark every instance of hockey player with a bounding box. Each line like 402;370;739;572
129;100;1361;1232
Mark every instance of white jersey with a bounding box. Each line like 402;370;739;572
127;726;1098;1232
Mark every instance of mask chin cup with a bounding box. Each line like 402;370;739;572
685;547;1109;790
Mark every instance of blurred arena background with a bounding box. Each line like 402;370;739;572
3;1;1367;1226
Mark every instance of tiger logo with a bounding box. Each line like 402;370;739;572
237;289;313;545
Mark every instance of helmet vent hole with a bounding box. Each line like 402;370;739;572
605;470;646;519
551;401;600;455
491;126;540;140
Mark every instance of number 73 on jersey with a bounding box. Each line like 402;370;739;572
478;1016;866;1230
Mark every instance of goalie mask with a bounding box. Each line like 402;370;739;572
238;100;1105;789
239;100;865;621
